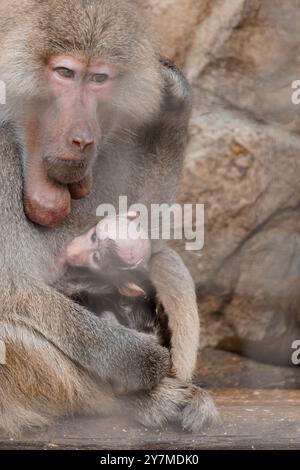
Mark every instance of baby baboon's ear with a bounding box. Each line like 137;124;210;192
118;283;146;298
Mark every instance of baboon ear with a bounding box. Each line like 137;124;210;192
118;282;146;298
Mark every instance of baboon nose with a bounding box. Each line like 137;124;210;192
72;134;94;152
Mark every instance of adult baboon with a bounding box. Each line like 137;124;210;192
0;0;217;434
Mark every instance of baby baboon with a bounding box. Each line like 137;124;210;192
55;214;171;349
54;214;219;429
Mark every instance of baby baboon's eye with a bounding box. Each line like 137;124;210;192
91;230;97;243
92;251;101;267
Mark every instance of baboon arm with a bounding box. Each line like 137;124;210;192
149;246;199;381
145;63;197;381
1;279;169;392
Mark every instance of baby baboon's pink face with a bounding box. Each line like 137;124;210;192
64;213;152;272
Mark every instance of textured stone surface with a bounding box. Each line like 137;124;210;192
189;0;300;132
149;0;300;130
173;89;300;358
145;0;212;66
146;0;300;361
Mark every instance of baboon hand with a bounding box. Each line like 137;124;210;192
108;333;171;394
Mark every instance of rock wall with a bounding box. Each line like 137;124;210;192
147;0;300;362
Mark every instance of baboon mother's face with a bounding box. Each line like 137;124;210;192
38;55;116;185
0;0;162;227
20;53;122;227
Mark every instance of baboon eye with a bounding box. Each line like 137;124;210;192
91;231;97;243
92;251;101;266
54;67;75;79
91;73;109;84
